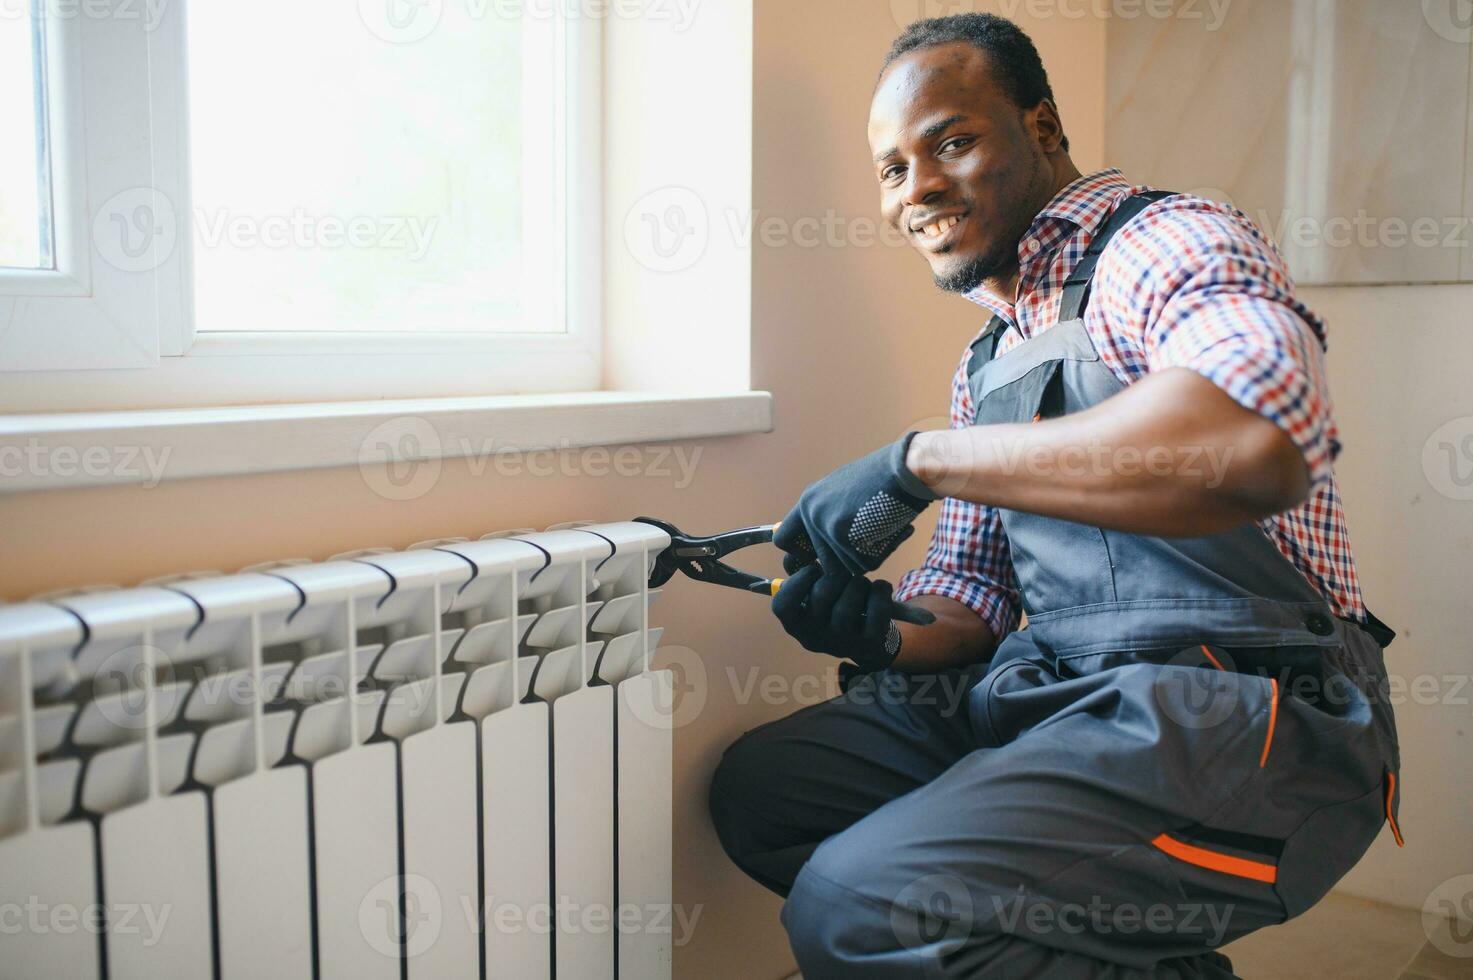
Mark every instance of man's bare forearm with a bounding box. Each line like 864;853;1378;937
906;368;1311;537
893;595;998;671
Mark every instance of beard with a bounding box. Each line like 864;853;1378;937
932;148;1049;295
931;239;1018;295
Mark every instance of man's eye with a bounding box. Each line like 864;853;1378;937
941;137;974;153
880;165;905;182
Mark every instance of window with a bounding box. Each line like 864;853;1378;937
0;3;53;272
0;0;601;403
0;1;766;488
187;3;561;336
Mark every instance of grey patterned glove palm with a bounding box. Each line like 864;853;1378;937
774;432;938;576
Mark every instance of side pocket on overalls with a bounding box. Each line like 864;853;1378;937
1267;651;1404;920
1138;666;1294;936
1274;777;1392;918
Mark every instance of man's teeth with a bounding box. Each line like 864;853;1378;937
921;215;961;239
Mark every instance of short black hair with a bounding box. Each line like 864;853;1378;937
882;13;1069;153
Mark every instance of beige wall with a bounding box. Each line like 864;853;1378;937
1302;282;1473;912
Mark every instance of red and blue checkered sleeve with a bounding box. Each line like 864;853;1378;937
1094;198;1341;488
895;346;1023;644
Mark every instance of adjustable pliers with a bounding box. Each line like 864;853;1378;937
635;517;935;625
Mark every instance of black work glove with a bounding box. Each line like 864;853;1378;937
774;432;938;576
771;563;903;671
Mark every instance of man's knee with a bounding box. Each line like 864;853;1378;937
708;730;763;856
781;835;947;979
708;723;804;892
782;825;1073;979
782;854;878;978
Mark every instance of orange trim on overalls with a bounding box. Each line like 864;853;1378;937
1258;678;1279;768
1385;772;1405;848
1151;833;1278;884
1199;644;1225;671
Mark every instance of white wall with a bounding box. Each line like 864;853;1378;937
604;0;753;394
1306;281;1473;911
1105;0;1473;913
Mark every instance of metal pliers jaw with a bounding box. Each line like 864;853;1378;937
634;517;783;595
634;517;938;625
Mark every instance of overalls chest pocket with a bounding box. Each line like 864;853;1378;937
972;357;1064;427
970;354;1120;615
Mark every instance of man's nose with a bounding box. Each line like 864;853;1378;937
903;159;950;207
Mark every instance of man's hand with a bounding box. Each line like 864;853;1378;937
771;564;904;670
774;433;938;575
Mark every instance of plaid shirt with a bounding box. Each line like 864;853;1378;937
895;169;1365;642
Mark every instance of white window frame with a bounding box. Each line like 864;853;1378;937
0;0;603;409
0;0;770;491
0;3;163;371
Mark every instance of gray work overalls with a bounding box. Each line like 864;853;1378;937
715;192;1404;978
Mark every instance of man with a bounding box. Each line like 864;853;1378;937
709;13;1401;979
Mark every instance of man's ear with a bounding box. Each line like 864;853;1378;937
1030;99;1067;154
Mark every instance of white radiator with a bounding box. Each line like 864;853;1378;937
0;521;675;980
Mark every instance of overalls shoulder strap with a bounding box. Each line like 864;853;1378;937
965;190;1175;392
1056;189;1176;322
965;314;1008;381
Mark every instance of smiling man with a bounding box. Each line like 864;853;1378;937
709;13;1403;979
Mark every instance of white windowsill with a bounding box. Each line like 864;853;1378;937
0;391;774;492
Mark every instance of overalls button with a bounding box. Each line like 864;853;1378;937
1306;613;1334;636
